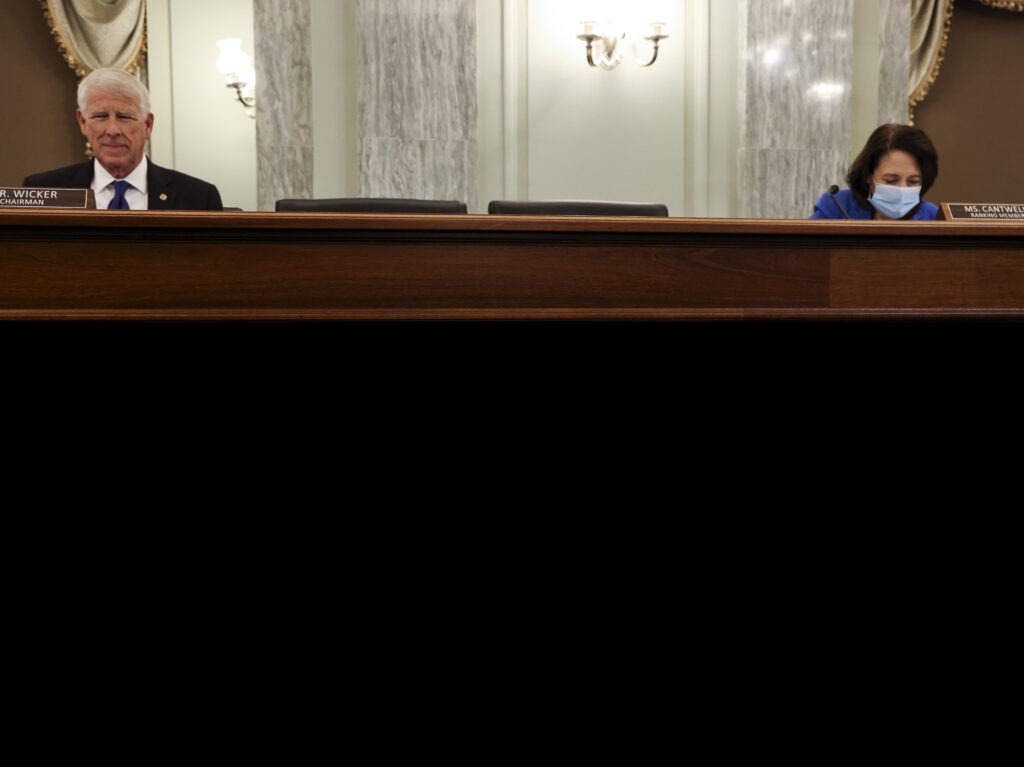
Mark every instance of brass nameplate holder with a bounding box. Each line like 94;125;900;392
942;202;1024;221
0;187;95;209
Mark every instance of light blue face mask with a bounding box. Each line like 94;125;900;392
869;183;922;219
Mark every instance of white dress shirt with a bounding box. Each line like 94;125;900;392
93;157;149;210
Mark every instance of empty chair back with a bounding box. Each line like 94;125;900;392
275;197;467;214
487;200;669;217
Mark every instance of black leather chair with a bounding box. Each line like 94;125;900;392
275;197;468;213
487;200;669;216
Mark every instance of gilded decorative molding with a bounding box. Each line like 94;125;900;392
973;0;1024;10
910;0;956;123
40;0;82;76
910;0;1022;121
39;0;147;77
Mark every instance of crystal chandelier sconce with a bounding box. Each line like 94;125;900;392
216;38;256;118
576;19;669;69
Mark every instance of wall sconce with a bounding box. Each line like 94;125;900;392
576;19;668;69
216;38;256;118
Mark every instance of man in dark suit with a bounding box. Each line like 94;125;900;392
23;67;223;211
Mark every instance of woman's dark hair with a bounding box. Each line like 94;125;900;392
846;123;939;209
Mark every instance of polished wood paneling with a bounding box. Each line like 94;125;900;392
2;211;1023;320
832;250;1024;308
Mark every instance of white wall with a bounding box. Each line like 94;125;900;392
524;1;688;215
706;0;741;218
477;0;739;217
148;0;257;210
309;0;359;199
477;0;518;209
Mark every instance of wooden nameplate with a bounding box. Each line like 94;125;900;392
941;202;1024;222
0;187;95;210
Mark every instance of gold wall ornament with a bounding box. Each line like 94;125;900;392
910;0;1023;122
972;0;1024;10
910;0;956;124
39;0;147;77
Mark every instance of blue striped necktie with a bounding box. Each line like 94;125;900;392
108;180;131;210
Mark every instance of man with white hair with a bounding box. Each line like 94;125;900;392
23;67;223;210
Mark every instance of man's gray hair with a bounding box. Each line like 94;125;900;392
77;67;151;115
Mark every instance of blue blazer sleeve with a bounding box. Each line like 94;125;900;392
809;192;842;219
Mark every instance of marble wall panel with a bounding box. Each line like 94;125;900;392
878;0;911;124
743;148;851;219
258;145;315;209
739;0;854;217
254;0;313;211
361;139;475;201
357;0;477;208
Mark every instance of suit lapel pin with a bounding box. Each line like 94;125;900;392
160;193;168;201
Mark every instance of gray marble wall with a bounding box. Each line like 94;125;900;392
739;0;913;218
357;0;478;209
879;0;911;124
739;0;854;218
254;0;313;211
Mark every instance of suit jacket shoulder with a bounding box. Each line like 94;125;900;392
22;162;94;190
147;161;224;211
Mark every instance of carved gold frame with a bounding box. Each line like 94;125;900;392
39;0;147;77
909;0;1022;122
910;0;957;122
975;0;1024;10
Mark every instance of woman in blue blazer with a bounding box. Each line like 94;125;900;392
810;123;939;221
